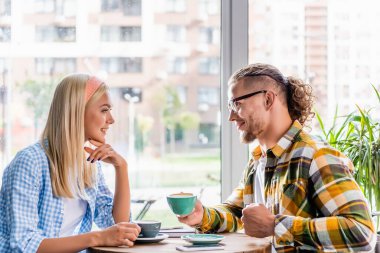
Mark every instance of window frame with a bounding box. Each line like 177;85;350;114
220;0;249;200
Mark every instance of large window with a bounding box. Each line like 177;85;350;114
248;0;380;124
0;1;222;227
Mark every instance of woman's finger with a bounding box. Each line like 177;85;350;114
87;145;111;162
123;238;134;247
84;146;94;154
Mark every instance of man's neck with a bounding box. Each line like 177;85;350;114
258;116;293;153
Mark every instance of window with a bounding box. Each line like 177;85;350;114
199;123;219;145
166;25;186;42
248;0;380;127
101;0;120;12
34;0;55;13
101;26;141;42
0;26;10;42
199;27;219;44
198;87;219;105
35;26;76;42
176;85;187;104
35;58;76;74
100;57;143;73
0;0;11;16
199;57;219;75
123;0;141;15
165;0;186;13
0;0;222;227
101;0;141;16
199;0;219;15
167;57;187;74
0;58;9;73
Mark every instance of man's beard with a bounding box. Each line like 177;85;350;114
239;115;263;144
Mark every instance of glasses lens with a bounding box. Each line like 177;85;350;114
228;100;236;112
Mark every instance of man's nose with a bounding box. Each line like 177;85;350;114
228;110;237;122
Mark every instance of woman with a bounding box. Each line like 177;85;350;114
0;73;140;252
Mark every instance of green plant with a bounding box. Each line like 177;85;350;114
316;85;380;216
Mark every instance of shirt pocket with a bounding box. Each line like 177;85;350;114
280;181;307;216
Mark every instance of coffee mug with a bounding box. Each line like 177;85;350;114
167;192;197;216
135;220;161;238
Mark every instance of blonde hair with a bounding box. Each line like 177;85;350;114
41;73;108;198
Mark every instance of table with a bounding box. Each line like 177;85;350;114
88;233;271;253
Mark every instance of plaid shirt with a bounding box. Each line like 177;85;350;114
198;120;375;252
0;142;115;253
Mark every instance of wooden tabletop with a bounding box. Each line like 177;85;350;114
88;233;271;253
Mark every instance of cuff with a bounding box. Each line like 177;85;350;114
273;214;295;248
193;205;213;233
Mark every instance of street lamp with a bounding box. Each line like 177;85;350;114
123;93;140;159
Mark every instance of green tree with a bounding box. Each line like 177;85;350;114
18;79;56;139
152;85;200;154
135;114;154;154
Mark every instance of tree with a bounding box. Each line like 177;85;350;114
151;85;200;154
18;79;56;139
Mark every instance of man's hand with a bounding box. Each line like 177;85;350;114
177;200;204;227
241;203;275;238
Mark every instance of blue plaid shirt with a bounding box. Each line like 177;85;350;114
0;142;115;253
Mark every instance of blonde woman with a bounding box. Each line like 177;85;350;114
0;73;140;252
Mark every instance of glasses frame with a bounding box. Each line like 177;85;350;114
228;90;267;113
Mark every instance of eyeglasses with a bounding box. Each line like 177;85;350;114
228;90;267;113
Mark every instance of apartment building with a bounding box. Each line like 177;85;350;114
0;0;221;164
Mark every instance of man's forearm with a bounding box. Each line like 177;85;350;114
197;204;243;233
274;213;376;252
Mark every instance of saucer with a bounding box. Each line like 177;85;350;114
136;233;169;243
181;234;225;245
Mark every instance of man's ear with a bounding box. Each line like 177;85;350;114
265;92;275;110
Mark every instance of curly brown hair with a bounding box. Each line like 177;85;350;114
228;63;314;125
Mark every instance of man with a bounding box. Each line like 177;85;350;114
178;63;375;252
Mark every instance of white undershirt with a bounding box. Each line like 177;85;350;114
253;155;267;205
253;155;277;253
59;198;87;237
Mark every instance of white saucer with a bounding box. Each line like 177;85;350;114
136;233;169;243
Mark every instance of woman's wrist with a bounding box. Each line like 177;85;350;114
114;160;128;171
89;231;103;247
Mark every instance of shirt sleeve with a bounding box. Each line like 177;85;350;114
93;164;115;229
273;148;376;252
6;150;46;253
196;162;252;233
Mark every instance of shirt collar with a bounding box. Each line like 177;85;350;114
251;120;303;160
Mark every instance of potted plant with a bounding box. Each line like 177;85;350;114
316;85;380;251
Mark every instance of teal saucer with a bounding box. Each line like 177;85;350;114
181;234;225;245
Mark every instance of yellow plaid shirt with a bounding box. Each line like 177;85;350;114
198;120;375;252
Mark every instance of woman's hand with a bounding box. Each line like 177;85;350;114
84;139;127;169
95;222;141;247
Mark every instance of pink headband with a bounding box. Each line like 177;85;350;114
85;76;103;102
